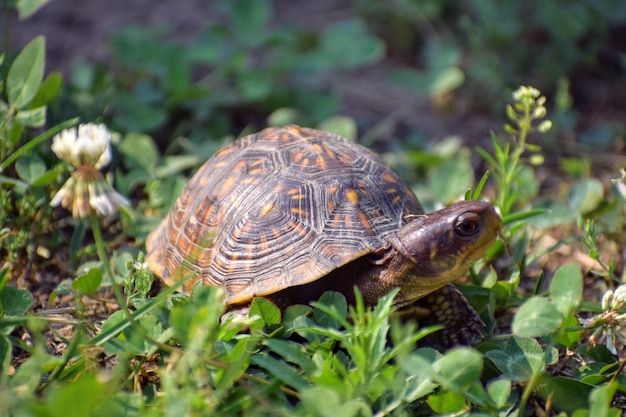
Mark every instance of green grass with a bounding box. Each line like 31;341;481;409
2;1;626;416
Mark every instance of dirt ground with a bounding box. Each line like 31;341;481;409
6;0;519;144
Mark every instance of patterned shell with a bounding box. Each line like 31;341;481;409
146;125;424;305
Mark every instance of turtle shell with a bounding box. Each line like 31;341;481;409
146;125;424;305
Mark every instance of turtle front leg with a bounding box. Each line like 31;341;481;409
401;284;484;347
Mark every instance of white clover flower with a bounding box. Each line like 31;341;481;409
51;123;112;169
582;285;626;355
612;168;626;199
51;123;129;218
611;285;626;311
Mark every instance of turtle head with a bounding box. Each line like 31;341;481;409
387;200;503;304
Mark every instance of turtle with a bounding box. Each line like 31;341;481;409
146;125;503;345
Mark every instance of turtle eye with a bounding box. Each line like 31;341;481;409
455;212;481;237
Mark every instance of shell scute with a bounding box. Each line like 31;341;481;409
146;125;424;303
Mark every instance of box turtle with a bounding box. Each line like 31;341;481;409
146;125;502;345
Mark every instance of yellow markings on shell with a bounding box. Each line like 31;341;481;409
315;155;327;169
260;201;275;217
323;144;336;159
249;158;264;167
346;189;359;205
391;195;402;205
291;207;309;217
288;221;308;237
292;151;305;163
246;242;255;259
198;176;209;187
248;167;264;176
242;176;259;185
344;214;352;228
259;235;269;252
358;212;372;230
233;159;248;171
219;176;237;197
383;172;397;183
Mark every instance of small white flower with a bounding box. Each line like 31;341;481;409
133;260;149;271
612;168;626;199
51;124;128;218
51;123;112;169
611;285;626;311
512;86;540;102
602;288;614;311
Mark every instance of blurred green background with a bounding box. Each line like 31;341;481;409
6;0;625;156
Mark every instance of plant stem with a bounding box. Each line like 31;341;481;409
90;212;132;314
89;212;176;353
0;117;79;172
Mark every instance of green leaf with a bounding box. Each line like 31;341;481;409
588;383;620;417
15;154;46;184
263;338;317;374
428;66;465;96
0;286;34;316
317;116;357;141
527;198;576;229
30;72;63;107
569;178;604;215
300;387;371;417
118;133;160;172
537;376;594;415
428;152;474;204
249;297;281;333
427;389;466;413
15;0;52;19
486;336;550;382
487;379;512;409
313;291;347;328
251;352;309;391
512;296;562;337
432;347;483;392
31;166;61;187
238;71;272;101
153;155;200;178
282;304;312;329
112;93;167;131
14;106;46;127
550;263;583;317
228;0;270;36
400;354;437;401
34;373;110;417
312;18;385;70
267;108;302;127
72;268;103;295
7;36;45;109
